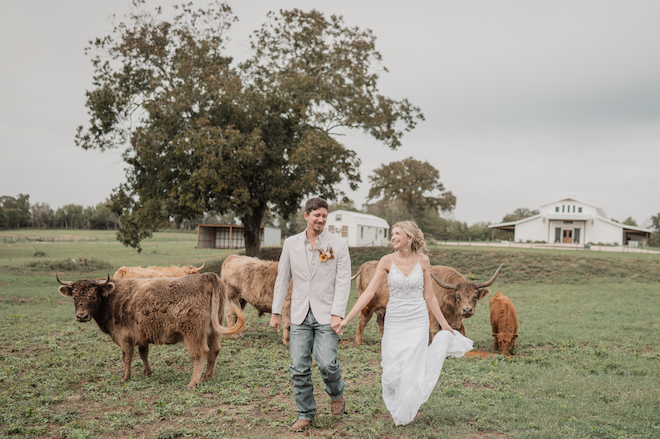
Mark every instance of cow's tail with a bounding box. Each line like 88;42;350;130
219;301;245;335
209;275;245;336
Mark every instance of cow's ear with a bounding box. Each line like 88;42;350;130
514;334;519;340
478;288;491;300
444;294;457;307
101;282;115;297
492;333;498;339
58;285;73;297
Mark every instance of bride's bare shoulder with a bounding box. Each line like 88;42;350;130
378;254;394;269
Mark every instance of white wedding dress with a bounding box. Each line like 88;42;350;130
381;255;473;426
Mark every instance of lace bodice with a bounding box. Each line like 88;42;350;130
387;256;424;302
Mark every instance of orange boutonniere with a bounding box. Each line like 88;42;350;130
318;246;335;262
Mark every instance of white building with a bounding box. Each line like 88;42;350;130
489;196;652;246
326;210;390;247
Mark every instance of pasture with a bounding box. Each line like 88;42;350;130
1;230;659;439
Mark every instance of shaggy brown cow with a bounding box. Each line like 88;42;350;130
354;261;387;345
221;254;361;345
112;262;206;279
221;254;293;344
428;264;502;340
489;292;518;355
57;272;244;387
354;262;503;344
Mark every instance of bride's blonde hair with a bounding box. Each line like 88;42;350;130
392;221;427;254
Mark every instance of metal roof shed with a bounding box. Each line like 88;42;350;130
197;224;281;249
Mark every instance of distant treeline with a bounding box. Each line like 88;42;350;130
0;194;119;230
0;193;495;241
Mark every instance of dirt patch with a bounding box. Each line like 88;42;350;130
461;429;510;439
465;350;495;358
462;381;493;389
0;295;35;304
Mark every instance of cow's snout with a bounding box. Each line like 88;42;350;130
462;307;474;316
76;313;90;322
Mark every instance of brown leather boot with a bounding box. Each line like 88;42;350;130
290;418;311;432
331;396;345;415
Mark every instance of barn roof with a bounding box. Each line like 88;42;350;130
488;213;542;229
540;196;609;219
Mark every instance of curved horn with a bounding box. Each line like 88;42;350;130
351;266;364;281
56;274;73;286
431;273;458;290
97;274;111;286
197;261;206;271
475;264;504;289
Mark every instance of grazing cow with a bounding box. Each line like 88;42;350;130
221;254;362;345
113;262;206;279
489;292;518;355
354;262;503;344
57;272;244;387
221;254;293;344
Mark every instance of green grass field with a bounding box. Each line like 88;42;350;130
1;231;659;438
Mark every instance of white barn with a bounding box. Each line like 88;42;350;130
489;196;652;246
326;210;390;247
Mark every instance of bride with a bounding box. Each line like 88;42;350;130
338;221;473;426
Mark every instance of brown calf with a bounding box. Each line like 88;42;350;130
489;292;518;355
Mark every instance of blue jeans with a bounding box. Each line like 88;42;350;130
289;309;345;420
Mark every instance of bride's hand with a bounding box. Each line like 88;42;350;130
337;319;349;335
441;324;456;335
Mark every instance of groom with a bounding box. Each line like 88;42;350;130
270;197;352;431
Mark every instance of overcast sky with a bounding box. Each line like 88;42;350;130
2;0;659;226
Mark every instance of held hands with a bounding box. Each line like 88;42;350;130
337;319;349;335
331;315;342;334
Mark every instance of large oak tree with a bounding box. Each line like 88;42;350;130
76;1;423;255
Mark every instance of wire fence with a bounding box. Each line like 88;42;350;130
1;234;197;244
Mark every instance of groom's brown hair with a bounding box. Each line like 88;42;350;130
304;197;329;215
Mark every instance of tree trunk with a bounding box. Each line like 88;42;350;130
242;206;266;258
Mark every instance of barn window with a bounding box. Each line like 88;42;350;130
555;228;561;243
562;205;565;212
336;214;342;221
572;205;575;213
329;225;334;233
574;228;581;244
342;226;348;238
555;206;559;212
361;226;364;238
578;207;582;213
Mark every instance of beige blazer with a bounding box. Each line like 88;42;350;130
272;229;351;326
